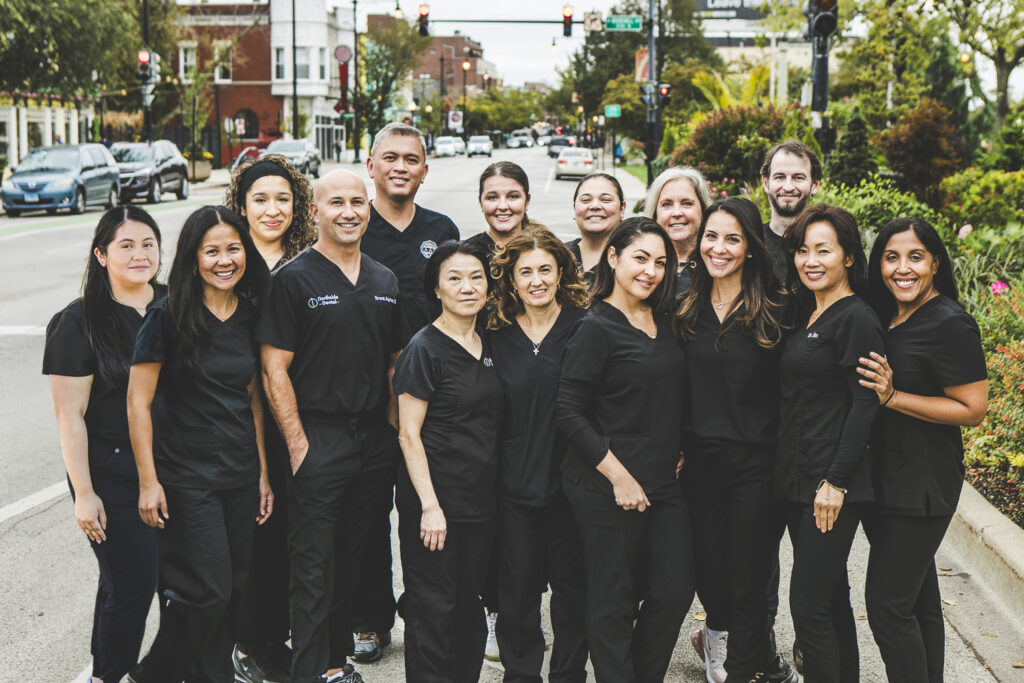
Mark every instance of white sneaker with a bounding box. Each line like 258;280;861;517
541;614;552;650
698;623;728;683
485;611;500;661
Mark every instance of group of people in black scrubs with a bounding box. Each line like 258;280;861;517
45;128;988;683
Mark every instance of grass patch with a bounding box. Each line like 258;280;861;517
619;164;647;184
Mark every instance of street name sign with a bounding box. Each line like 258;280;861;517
604;104;622;118
605;15;643;31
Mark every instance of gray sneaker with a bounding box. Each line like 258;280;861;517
352;631;391;663
485;611;500;661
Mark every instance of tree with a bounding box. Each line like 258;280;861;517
827;109;878;188
360;19;431;141
468;89;543;133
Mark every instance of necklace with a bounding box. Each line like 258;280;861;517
712;293;738;311
532;341;541;356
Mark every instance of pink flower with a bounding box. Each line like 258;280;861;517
958;224;973;239
720;190;727;196
706;180;712;185
991;281;1010;295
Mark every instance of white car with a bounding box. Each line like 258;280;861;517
467;135;493;157
453;137;467;155
555;148;595;179
434;136;460;157
508;130;534;148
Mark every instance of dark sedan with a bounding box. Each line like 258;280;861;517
112;141;190;204
1;144;120;217
262;139;322;177
547;135;576;158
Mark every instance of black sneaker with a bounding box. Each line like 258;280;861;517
352;631;391;663
233;644;290;683
761;654;800;683
792;641;804;675
323;663;364;683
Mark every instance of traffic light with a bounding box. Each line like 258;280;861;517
418;4;429;37
562;5;573;37
804;0;838;38
639;83;654;108
137;50;151;82
658;83;670;108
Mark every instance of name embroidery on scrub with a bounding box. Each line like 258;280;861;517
374;295;398;304
420;240;437;259
308;294;339;309
807;332;819;339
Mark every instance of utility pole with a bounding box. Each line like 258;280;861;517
141;0;152;142
292;0;299;139
645;0;656;186
353;0;362;162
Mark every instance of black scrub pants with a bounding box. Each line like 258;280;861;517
564;475;695;683
236;424;290;655
287;420;395;683
496;493;587;683
787;501;865;683
864;512;952;683
681;441;775;680
350;477;398;636
398;505;494;683
132;482;258;683
73;466;159;683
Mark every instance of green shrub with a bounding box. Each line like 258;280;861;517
651;154;672;179
826;109;878;189
949;240;1024;317
964;339;1024;473
972;284;1024;355
815;177;941;238
979;109;1024;172
940;167;1024;231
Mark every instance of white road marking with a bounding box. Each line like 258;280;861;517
544;166;554;193
0;325;46;335
71;663;91;682
0;481;67;525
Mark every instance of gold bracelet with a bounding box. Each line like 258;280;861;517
816;479;848;495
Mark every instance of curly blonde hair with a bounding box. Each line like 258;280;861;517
224;153;317;263
487;226;590;330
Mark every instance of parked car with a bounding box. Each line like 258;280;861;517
1;144;119;217
555;148;595;179
467;135;494;157
508;129;534;148
453;137;467;155
434;136;460;157
548;135;576;158
111;140;189;204
537;135;552;147
262;139;322;177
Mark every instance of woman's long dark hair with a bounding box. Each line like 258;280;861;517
166;205;270;369
591;216;678;316
674;197;786;349
782;203;869;322
81;206;162;385
866;216;960;323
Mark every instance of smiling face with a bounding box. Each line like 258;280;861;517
880;229;939;307
312;170;370;247
655;178;702;247
367;133;427;202
480;175;530;236
763;150;820;219
573;176;625;236
793;221;852;295
95;220;160;288
435;252;488;318
242;175;293;246
608;233;667;302
513;248;560;312
196;223;246;294
700;211;748;283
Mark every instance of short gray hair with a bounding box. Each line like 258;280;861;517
641;165;713;219
370;122;427;158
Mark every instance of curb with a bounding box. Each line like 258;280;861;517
945;482;1024;626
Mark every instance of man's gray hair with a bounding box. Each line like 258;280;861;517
370;122;428;158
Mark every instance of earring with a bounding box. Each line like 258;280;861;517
193;265;198;276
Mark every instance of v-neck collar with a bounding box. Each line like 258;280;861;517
514;306;570;352
310;247;362;288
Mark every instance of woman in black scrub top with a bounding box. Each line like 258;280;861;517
126;205;272;683
43;206;163;683
776;204;885;683
857;217;988;683
557;217;695;683
565;173;625;286
465;161;531;258
487;227;590;682
674;197;794;683
642;166;712;294
393;240;504;683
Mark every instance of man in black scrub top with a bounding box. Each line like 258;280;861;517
759;141;822;284
258;169;407;683
355;122;460;662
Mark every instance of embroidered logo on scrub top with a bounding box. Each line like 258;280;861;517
308;294;340;309
482;356;493;367
420;240;437;259
807;332;819;339
374;295;398;304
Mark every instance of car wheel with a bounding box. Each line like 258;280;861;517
147;178;162;204
106;186;118;209
313;163;320;179
176;178;190;200
5;209;20;217
71;188;86;214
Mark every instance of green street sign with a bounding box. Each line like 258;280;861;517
605;14;643;31
342;113;354;119
604;104;622;118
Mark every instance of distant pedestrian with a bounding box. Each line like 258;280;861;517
859;217;988;683
565;173;625;287
126;205;272;683
43;206;163;683
643;166;713;294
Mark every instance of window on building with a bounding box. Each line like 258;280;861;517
275;47;285;80
179;44;197;82
295;47;310;79
320;47;327;80
215;43;232;82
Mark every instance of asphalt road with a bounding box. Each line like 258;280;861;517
0;146;1014;681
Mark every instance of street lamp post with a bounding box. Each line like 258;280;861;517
461;59;470;135
441;43;457;135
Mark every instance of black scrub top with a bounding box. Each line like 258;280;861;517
565;238;598;287
683;296;781;447
761;222;788;285
873;295;987;516
132;297;259;490
256;248;407;429
464;230;496;256
776;295;884;503
557;300;686;502
42;286;167;472
489;305;586;507
360;204;459;336
676;263;694;295
393;324;504;522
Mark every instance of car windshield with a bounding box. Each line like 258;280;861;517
267;141;305;154
112;145;154;163
436;137;455;144
560;150;588;158
17;147;80;172
469;136;489;143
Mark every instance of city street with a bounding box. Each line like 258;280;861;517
0;146;1013;682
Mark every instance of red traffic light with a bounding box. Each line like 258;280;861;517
813;0;837;9
137;50;151;64
659;85;669;96
418;3;429;16
562;4;574;18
